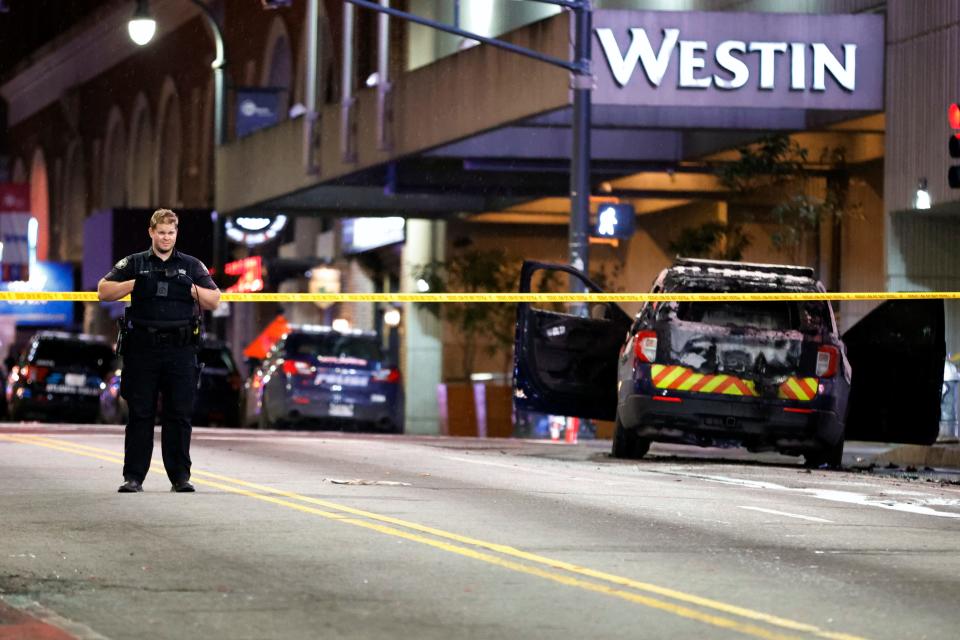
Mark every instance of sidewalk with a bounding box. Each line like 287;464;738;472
847;441;960;471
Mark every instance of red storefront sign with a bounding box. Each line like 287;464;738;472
0;183;32;282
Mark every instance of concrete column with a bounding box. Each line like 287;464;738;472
344;259;375;331
401;218;444;434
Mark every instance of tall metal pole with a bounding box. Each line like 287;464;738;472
190;0;226;146
304;0;320;173
190;0;227;332
569;2;592;299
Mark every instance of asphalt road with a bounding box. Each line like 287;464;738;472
1;424;958;640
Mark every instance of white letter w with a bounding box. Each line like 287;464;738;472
596;27;679;88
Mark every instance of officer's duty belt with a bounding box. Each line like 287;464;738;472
128;323;195;348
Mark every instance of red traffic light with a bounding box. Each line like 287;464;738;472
949;103;960;130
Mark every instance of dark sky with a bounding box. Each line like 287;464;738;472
0;0;111;79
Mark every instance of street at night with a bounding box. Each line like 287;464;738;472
2;424;959;640
3;0;960;638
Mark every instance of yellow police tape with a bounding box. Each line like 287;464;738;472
2;291;960;303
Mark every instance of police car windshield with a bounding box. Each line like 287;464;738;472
285;333;383;363
34;340;113;370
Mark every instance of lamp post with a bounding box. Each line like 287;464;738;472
128;0;228;325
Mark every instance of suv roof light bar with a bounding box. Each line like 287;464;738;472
673;257;815;279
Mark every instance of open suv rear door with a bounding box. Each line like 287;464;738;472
513;261;631;421
843;299;945;444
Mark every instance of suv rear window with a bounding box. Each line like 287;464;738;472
284;333;383;363
32;340;113;370
676;301;800;332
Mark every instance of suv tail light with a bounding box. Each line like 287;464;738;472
816;346;839;378
371;368;401;384
633;331;658;363
22;365;50;383
281;360;314;376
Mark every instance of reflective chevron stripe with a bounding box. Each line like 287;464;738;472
650;365;820;401
650;365;758;397
777;377;819;401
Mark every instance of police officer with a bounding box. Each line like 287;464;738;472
97;209;221;493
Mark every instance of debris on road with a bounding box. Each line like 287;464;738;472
327;478;412;486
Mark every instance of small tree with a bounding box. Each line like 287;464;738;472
414;242;536;381
415;241;616;381
668;221;751;261
716;134;858;274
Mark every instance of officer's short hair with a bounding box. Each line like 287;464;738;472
150;209;179;229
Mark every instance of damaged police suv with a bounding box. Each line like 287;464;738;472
514;258;945;468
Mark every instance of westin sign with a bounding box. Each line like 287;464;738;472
591;11;884;111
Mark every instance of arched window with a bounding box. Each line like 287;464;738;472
128;93;154;207
156;78;183;207
11;158;26;183
102;107;127;208
261;16;293;118
62;141;88;261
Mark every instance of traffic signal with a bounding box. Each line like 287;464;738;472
949;103;960;188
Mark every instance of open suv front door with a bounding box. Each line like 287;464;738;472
513;261;631;421
843;299;946;445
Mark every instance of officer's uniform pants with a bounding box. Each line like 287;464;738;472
121;343;198;484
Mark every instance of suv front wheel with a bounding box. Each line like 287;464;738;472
611;415;652;459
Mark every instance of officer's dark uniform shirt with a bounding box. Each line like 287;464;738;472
104;248;215;324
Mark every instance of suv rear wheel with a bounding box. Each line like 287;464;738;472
803;437;844;469
611;416;651;459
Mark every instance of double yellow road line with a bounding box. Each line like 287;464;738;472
1;432;867;640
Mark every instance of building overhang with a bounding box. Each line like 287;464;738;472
0;0;200;126
217;9;886;219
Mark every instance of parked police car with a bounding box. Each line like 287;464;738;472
514;259;945;467
6;332;114;423
243;324;404;432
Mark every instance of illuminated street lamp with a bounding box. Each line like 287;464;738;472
127;0;157;46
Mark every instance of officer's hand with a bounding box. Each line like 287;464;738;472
165;279;194;302
133;273;157;298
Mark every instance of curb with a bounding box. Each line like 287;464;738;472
872;443;960;471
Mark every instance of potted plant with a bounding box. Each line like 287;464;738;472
414;240;555;437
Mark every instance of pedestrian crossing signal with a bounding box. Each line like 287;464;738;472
592;203;635;239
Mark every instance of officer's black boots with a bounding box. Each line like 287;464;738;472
118;478;143;493
171;480;195;493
